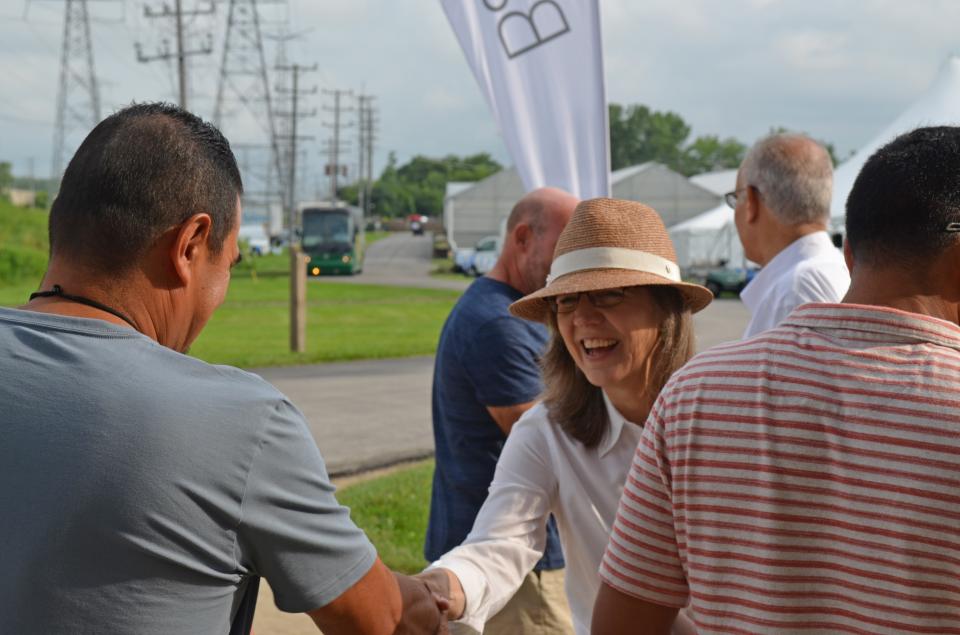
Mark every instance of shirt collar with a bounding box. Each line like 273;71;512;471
599;391;632;458
782;303;960;352
740;231;836;312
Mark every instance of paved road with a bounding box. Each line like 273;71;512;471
252;357;436;476
324;232;470;291
253;296;750;476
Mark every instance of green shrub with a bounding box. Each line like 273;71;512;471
0;201;49;285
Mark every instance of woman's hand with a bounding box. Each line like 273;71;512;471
415;568;466;622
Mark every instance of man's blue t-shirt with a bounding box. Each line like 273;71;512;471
425;277;564;569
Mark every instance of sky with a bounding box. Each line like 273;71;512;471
2;0;960;195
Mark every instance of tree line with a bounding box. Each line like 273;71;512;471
341;102;841;218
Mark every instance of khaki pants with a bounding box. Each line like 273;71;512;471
483;568;574;635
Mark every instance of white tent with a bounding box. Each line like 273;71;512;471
830;55;960;226
689;169;737;197
669;202;745;270
671;56;960;269
444;163;719;250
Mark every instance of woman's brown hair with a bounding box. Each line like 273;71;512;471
539;286;695;448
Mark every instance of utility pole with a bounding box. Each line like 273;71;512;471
136;0;214;110
321;88;352;201
275;64;317;241
51;0;101;183
363;99;378;219
266;28;310;222
355;94;373;216
275;62;316;353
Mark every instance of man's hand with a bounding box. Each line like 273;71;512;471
394;572;450;635
307;558;450;634
415;568;465;622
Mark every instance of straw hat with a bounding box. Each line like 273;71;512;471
509;198;713;322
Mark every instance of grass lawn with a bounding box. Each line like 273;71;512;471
190;277;460;367
337;460;433;574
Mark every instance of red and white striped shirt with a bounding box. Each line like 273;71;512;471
601;303;960;634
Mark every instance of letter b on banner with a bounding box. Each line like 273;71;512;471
442;0;610;198
496;1;570;59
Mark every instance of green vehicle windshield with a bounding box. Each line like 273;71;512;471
302;210;352;250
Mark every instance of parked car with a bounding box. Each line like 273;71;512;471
470;236;500;276
703;266;758;297
452;246;476;273
452;235;499;276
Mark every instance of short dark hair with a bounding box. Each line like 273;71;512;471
846;126;960;269
49;102;243;272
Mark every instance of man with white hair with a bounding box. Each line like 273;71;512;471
727;133;850;337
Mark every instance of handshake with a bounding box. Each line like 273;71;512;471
395;568;465;635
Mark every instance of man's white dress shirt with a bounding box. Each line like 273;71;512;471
430;394;642;635
740;230;849;338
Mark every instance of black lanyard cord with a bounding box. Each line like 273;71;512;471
29;285;139;330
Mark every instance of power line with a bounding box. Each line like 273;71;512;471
135;0;214;110
356;93;377;218
321;88;352;200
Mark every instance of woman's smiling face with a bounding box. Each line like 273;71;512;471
556;286;663;394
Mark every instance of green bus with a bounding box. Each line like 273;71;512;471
299;203;365;276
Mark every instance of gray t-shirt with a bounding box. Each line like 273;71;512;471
0;307;377;633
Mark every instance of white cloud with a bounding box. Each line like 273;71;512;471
4;0;960;176
777;30;849;71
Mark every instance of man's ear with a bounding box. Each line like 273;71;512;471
170;213;213;285
513;222;532;252
843;238;854;274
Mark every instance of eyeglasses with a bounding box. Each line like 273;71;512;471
548;288;627;314
724;186;754;209
946;222;960;233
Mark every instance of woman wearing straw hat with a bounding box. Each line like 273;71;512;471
418;198;711;634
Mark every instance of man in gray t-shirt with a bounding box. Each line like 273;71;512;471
0;103;446;634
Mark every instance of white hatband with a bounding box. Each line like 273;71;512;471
545;247;681;285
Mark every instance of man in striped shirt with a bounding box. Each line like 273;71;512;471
592;125;960;634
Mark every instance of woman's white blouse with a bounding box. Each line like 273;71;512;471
430;394;642;635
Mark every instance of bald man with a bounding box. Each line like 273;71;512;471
728;133;850;337
426;188;578;634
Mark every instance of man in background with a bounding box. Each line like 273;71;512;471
426;187;578;634
728;132;849;337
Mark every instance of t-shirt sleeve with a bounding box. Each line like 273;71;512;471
235;398;377;613
599;394;689;608
463;316;544;407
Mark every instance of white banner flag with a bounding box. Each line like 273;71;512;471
442;0;610;198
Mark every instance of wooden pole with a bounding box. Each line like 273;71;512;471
290;245;307;352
